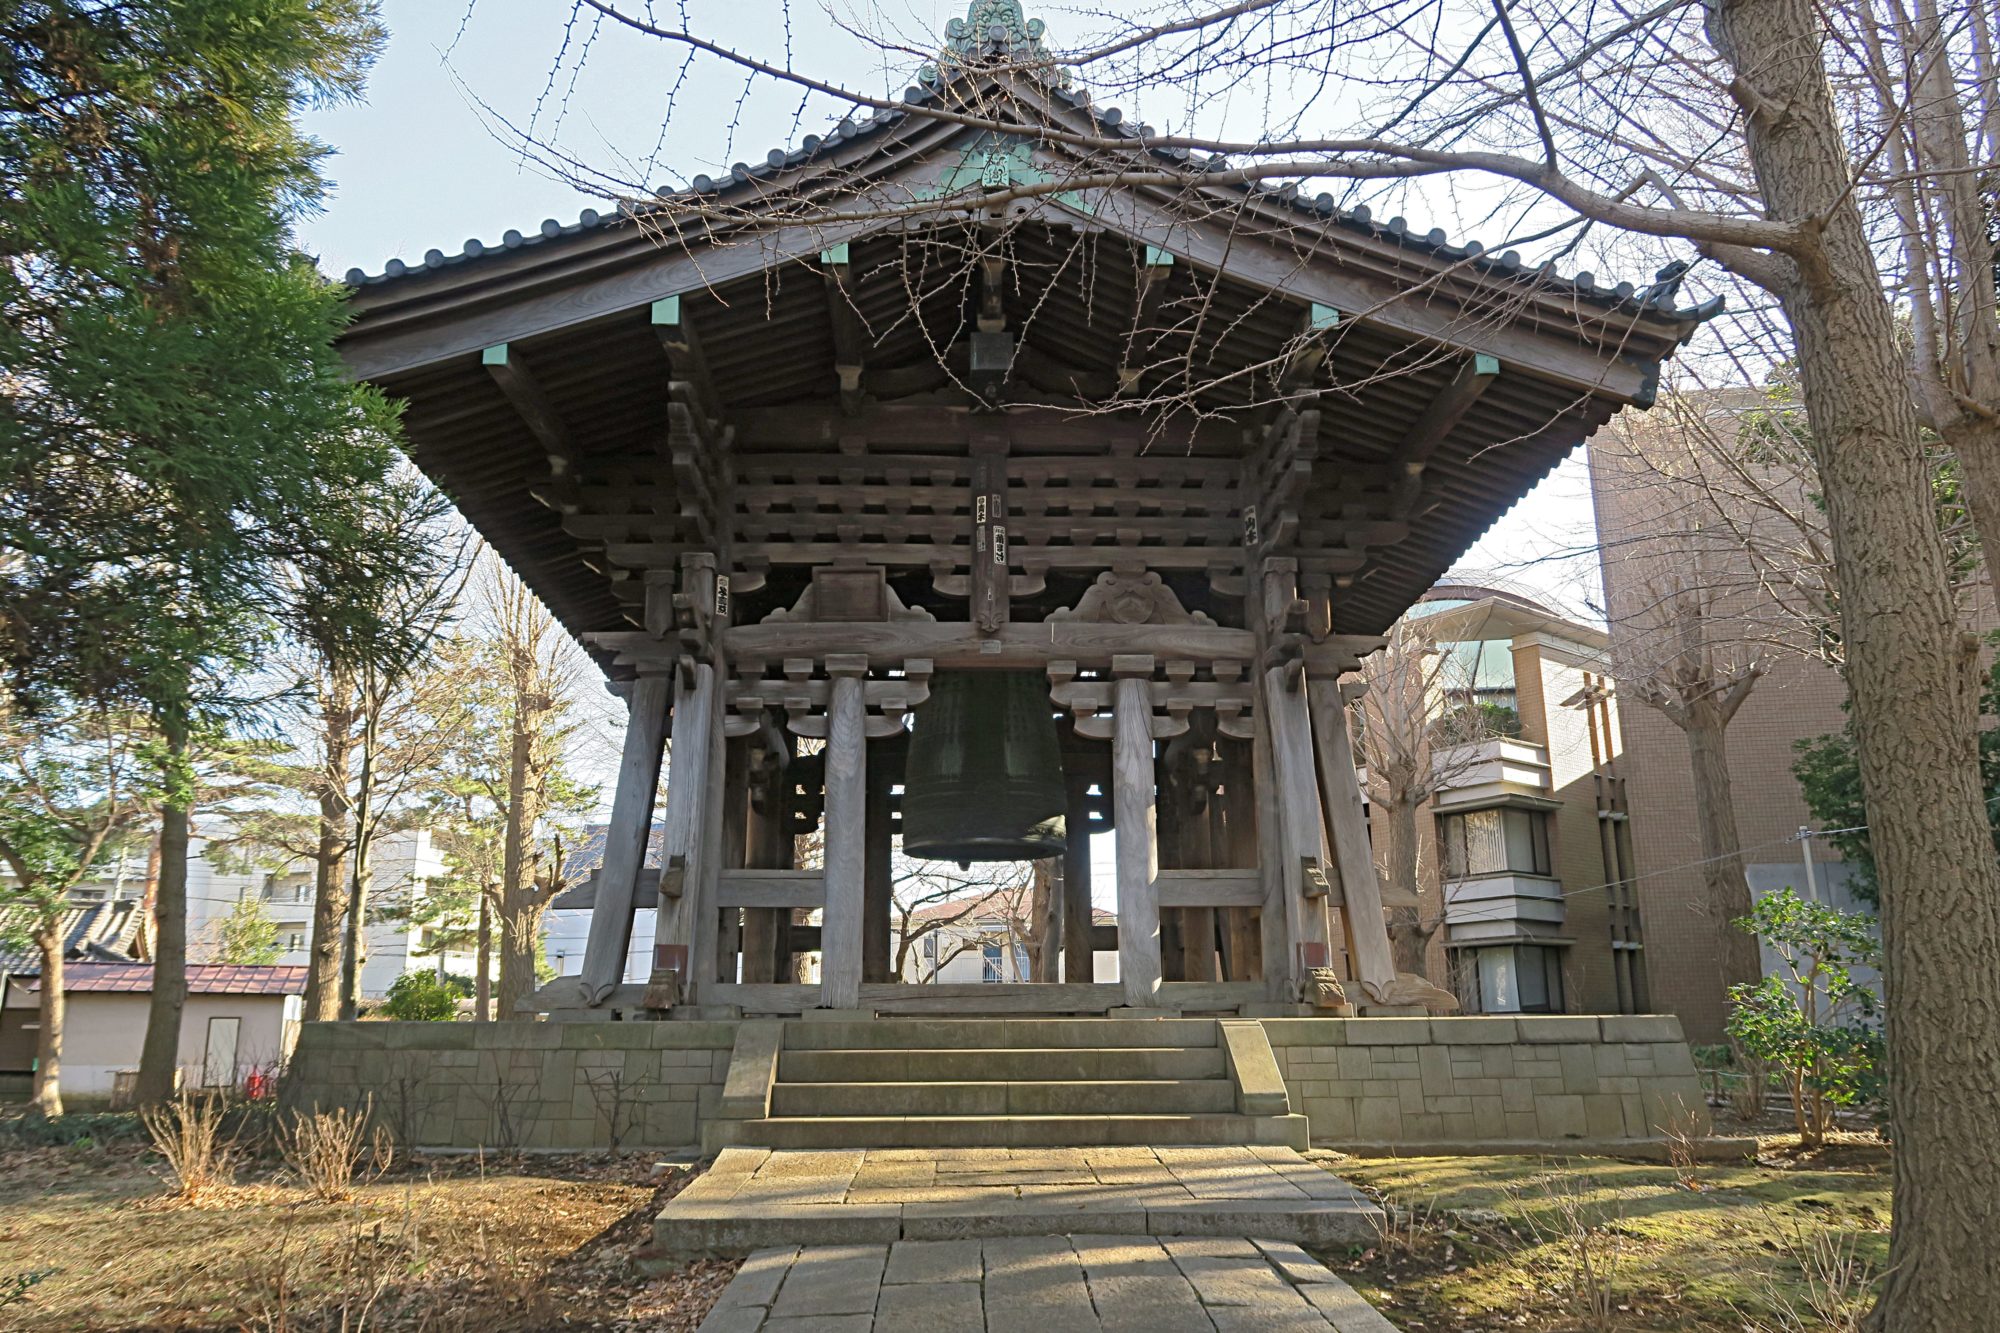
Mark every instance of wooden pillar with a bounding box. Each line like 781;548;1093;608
819;655;868;1009
717;738;748;983
740;754;787;984
1112;663;1162;1007
1063;774;1095;983
1033;857;1063;982
1264;662;1333;970
1308;678;1398;994
1218;741;1262;981
863;750;893;983
577;671;671;1003
1178;752;1219;983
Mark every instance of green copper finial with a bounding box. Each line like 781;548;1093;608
922;1;1068;88
944;0;1047;54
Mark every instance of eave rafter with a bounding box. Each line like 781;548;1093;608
1388;352;1501;519
822;243;868;415
1117;245;1175;396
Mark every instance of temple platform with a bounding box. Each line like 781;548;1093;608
646;1146;1381;1262
283;1013;1751;1160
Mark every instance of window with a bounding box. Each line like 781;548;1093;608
1463;944;1566;1014
285;933;304;952
978;941;1028;982
1439;808;1551;878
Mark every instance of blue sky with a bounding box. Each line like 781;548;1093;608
298;0;1604;620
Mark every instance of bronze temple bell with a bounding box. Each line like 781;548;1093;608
900;670;1067;863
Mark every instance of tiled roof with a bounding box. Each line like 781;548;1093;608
0;898;142;977
46;963;308;996
337;50;1719;326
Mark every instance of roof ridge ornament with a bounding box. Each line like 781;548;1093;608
923;0;1070;89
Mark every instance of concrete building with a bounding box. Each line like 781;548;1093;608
183;827;479;997
1389;584;1646;1018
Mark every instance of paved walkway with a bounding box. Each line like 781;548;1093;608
695;1236;1399;1332
654;1146;1378;1255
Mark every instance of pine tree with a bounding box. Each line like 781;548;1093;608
1;1;401;1103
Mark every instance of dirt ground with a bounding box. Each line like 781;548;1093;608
1319;1134;1891;1332
0;1143;737;1332
1;1129;1891;1332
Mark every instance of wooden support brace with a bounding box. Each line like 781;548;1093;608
576;671;672;1004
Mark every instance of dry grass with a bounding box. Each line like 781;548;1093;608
0;1144;731;1331
139;1093;236;1202
278;1103;383;1203
1513;1171;1630;1331
1658;1097;1707;1190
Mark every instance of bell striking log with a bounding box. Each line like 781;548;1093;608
901;670;1067;862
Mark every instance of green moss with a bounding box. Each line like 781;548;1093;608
1332;1154;1889;1330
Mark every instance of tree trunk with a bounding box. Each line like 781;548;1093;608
134;827;162;961
135;720;191;1105
302;676;355;1023
339;685;379;1021
1680;710;1763;991
1708;0;2000;1320
302;809;349;1023
497;692;548;1018
32;919;63;1117
474;886;492;1022
1380;795;1431;977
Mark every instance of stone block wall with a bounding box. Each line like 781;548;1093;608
285;1020;734;1151
1262;1014;1710;1151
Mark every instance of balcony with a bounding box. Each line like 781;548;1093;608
1441;871;1567;945
1431;737;1555;811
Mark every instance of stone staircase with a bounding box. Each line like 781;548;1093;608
704;1017;1308;1151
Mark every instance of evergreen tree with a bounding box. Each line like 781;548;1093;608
1;0;400;1103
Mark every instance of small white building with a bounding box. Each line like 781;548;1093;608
4;963;305;1101
895;887;1118;985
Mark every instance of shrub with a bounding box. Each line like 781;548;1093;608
0;1110;145;1147
1725;888;1883;1147
141;1094;236;1201
378;971;466;1022
279;1103;381;1202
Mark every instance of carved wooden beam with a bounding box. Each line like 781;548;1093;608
1117;245;1176;396
650;296;722;428
822;243;867;416
1391;352;1501;518
482;343;583;494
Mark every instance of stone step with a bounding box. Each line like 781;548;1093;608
769;1079;1238;1118
711;1113;1311;1150
781;1018;1220;1051
777;1045;1229;1084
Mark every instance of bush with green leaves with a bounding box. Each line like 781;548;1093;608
377;971;470;1022
1725;888;1883;1146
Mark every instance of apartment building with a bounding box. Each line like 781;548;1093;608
1394;583;1647;1019
178;826;476;996
1588;394;1879;1041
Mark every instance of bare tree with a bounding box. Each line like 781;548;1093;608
1353;612;1513;977
484;567;590;1018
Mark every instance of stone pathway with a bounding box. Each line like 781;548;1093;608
652;1145;1379;1257
695;1236;1399;1332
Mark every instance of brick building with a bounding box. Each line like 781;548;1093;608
1587;391;1871;1042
